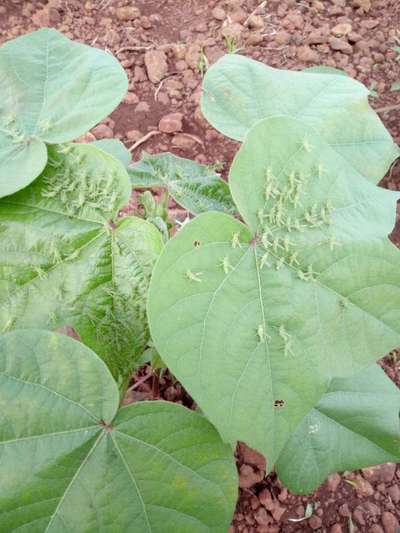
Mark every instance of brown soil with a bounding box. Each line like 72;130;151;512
1;1;400;532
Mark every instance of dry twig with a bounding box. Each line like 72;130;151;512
128;131;161;152
375;103;400;114
244;0;267;26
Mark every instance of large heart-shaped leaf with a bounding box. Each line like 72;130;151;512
0;329;237;532
128;152;236;215
148;116;400;464
0;143;162;383
201;54;399;183
277;364;400;494
0;28;128;198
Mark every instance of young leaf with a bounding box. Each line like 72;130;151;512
0;143;162;383
277;364;400;494
0;329;237;532
148;116;400;465
201;54;399;183
0;28;128;198
92;139;132;166
128;152;236;215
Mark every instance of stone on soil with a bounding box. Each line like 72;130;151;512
297;45;320;62
331;23;352;36
382;512;399;533
158;113;184;134
144;50;168;83
329;36;353;53
124;92;139;105
116;6;140;21
326;473;342;492
239;464;263;489
362;463;397;484
212;6;226;21
330;525;344;533
91;124;113;139
388;484;400;503
309;515;323;530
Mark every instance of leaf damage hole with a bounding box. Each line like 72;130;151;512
274;399;285;408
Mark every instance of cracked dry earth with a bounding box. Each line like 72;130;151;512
1;0;400;531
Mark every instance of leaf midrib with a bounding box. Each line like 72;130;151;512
44;430;106;533
0;198;109;225
110;432;152;533
253;246;275;452
0;425;98;446
115;429;228;496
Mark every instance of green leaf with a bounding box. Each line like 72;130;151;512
148;116;400;464
0;329;237;532
129;152;236;215
151;349;167;370
201;54;399;183
0;143;163;383
0;28;128;198
92;139;131;166
277;364;400;494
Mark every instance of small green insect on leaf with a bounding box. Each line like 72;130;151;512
278;325;294;357
231;231;242;249
221;256;234;274
185;270;203;282
257;324;270;343
260;252;271;269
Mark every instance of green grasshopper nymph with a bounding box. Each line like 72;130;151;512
231;232;242;249
257;324;271;343
220;256;234;275
185;270;202;282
